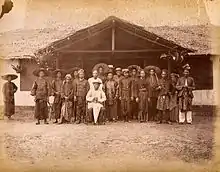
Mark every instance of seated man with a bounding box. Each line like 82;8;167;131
86;80;106;125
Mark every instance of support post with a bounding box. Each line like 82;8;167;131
111;19;115;64
167;58;171;78
56;56;60;69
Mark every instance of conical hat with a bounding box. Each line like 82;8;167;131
1;74;18;81
128;65;141;72
33;68;48;77
144;66;161;74
53;69;66;77
93;63;109;74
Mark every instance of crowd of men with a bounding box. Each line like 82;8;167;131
1;63;195;125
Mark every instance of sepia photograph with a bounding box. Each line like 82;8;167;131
0;0;220;171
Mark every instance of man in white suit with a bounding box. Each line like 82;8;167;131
86;80;106;125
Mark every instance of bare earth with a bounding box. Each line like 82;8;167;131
0;110;214;171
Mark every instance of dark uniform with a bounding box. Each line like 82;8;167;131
31;78;50;121
2;81;17;118
156;78;171;123
146;75;158;121
113;74;124;120
119;77;132;122
137;77;149;122
73;78;89;123
51;79;63;121
104;79;118;121
130;76;139;120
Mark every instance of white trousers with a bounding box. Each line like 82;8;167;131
179;111;192;123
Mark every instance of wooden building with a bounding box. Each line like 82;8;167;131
0;16;215;106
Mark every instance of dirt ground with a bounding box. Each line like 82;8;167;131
0;110;214;171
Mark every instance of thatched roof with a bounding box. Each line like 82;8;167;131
0;16;213;60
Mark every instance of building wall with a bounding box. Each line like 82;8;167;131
0;59;217;106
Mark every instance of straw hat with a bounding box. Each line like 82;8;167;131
92;80;102;84
53;69;66;77
122;69;129;73
128;65;141;72
1;74;18;81
33;68;48;77
144;66;161;75
93;63;109;74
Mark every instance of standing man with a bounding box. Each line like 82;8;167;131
51;69;65;123
31;68;50;125
60;74;74;124
156;69;172;124
145;66;160;121
86;80;106;125
137;70;149;122
128;65;140;120
1;74;18;119
113;67;124;120
104;71;118;122
119;69;132;122
73;69;89;124
176;64;195;124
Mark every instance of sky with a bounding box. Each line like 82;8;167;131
0;0;213;33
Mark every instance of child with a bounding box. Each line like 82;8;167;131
31;68;50;125
1;74;18;119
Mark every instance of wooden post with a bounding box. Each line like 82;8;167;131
56;56;60;69
167;57;171;78
111;19;115;64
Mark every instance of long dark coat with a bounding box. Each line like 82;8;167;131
2;81;17;117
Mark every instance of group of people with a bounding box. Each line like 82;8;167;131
1;63;195;125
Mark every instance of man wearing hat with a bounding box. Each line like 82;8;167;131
119;69;132;122
156;69;172;124
73;69;89;124
113;67;124;120
51;69;65;123
104;70;118;122
176;64;195;124
31;68;50;125
86;80;106;125
1;74;18;119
